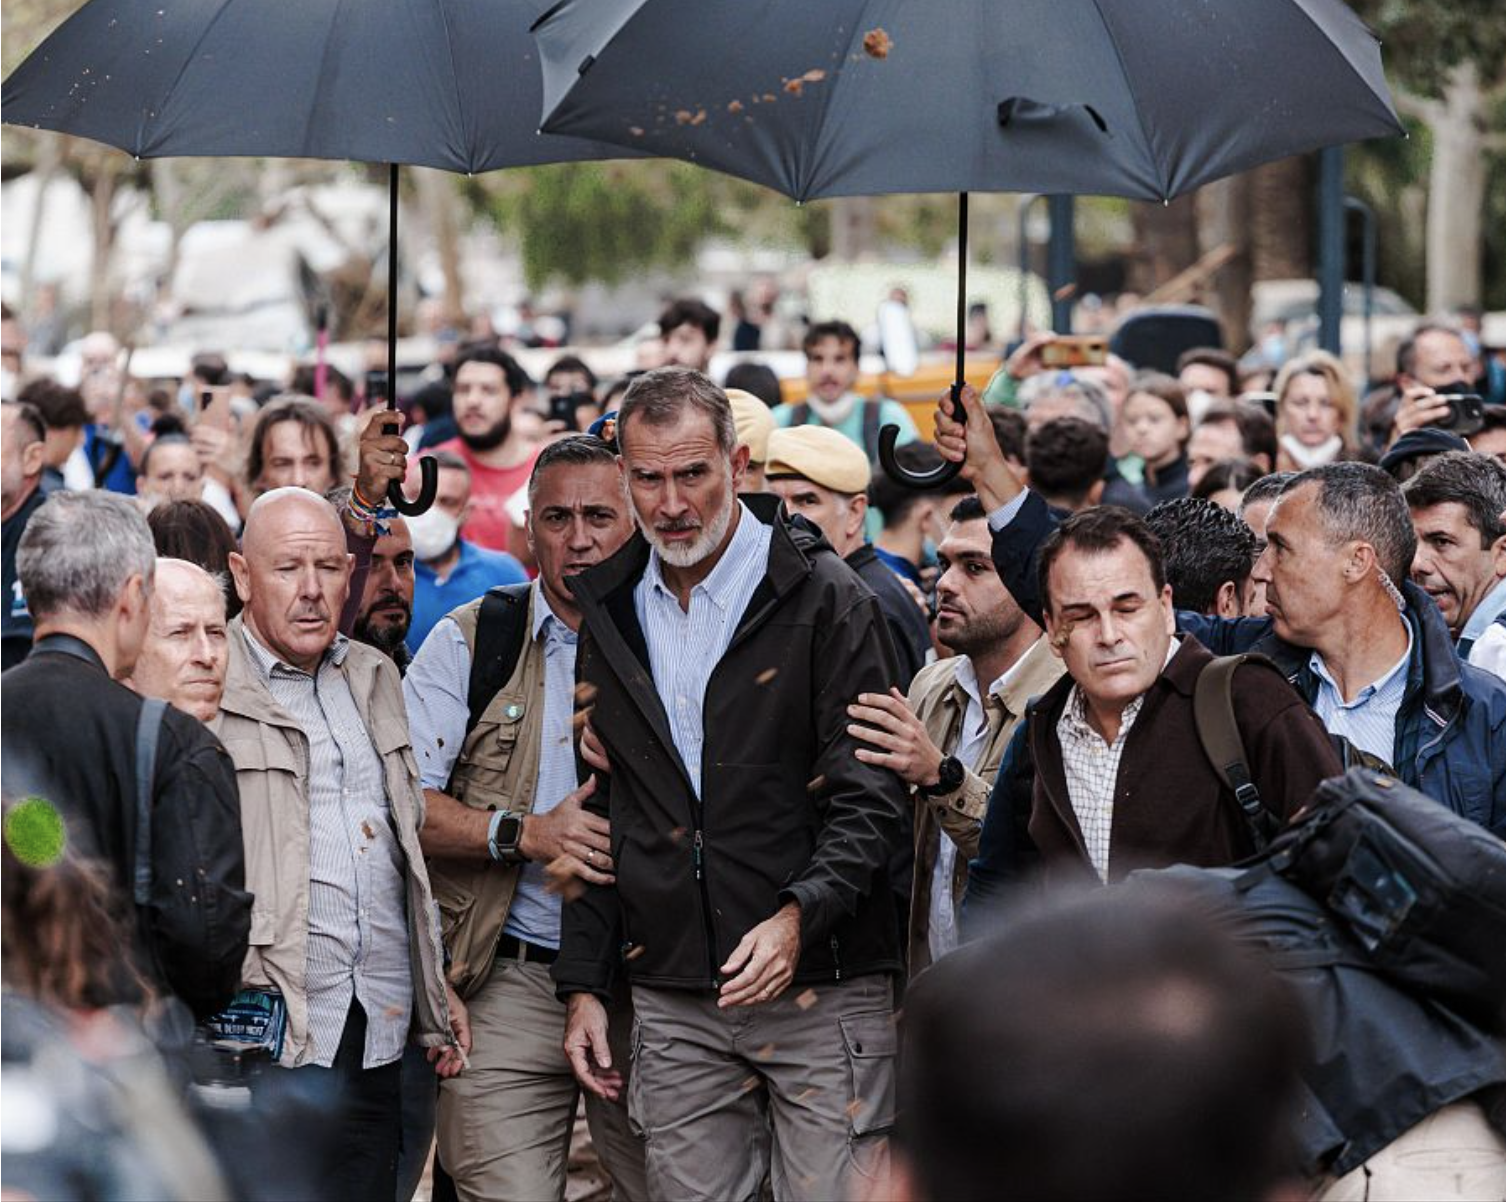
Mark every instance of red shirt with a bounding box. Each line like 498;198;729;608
432;438;537;552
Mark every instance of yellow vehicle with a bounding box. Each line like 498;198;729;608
775;357;1001;439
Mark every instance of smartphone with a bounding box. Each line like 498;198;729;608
1437;393;1485;438
365;370;389;405
1040;335;1108;369
548;391;594;431
1242;391;1279;419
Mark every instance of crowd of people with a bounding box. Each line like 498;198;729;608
3;289;1506;1202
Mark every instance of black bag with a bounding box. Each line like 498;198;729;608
1255;767;1506;1030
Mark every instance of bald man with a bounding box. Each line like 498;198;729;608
214;487;468;1202
125;558;229;723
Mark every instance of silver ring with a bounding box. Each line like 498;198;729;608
586;849;594;863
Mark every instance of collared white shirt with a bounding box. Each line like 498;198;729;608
241;626;410;1069
1056;639;1179;883
633;502;772;799
1460;575;1506;663
927;656;1013;964
1310;620;1413;767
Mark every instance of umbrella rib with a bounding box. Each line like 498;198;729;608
801;11;882;202
430;0;475;172
139;0;239;156
1087;0;1171;201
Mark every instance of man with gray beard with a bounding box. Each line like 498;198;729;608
555;367;909;1201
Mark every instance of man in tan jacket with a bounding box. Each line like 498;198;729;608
404;434;647;1201
216;488;465;1202
848;495;1063;975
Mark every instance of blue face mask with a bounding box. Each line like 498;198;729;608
919;537;939;570
178;382;197;414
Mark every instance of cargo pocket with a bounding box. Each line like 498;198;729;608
840;1009;897;1181
626;1015;648;1142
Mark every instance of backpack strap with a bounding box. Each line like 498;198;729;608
1193;654;1279;853
464;583;534;737
789;402;811;428
861;399;882;461
133;698;167;907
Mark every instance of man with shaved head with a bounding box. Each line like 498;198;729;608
215;487;469;1202
125;558;229;723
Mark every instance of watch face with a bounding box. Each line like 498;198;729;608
496;816;523;847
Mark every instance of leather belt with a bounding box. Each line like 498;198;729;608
495;934;558;966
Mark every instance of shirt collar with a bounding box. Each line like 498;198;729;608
1461;574;1506;643
1061;636;1178;740
1309;622;1413;708
952;655;1013;714
241;623;349;681
532;578;577;644
646;500;762;614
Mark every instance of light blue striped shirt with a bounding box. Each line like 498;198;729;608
403;581;578;950
634;503;773;798
1309;621;1413;767
241;628;411;1069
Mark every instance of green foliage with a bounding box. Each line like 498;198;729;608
1354;0;1506;95
482;161;727;290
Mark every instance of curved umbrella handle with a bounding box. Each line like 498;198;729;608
877;382;966;490
387;452;438;516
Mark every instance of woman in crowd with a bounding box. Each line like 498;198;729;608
1273;349;1358;470
1122;373;1192;504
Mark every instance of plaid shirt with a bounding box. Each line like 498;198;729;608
1055;640;1178;882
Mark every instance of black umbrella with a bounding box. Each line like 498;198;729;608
531;0;1402;486
3;0;636;512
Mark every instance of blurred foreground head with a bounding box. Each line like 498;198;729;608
893;889;1306;1202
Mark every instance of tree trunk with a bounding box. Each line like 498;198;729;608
18;136;64;324
1423;61;1486;312
1195;174;1254;353
87;155;121;333
1125;193;1198;294
830;196;877;260
1248;155;1312;282
414;167;466;325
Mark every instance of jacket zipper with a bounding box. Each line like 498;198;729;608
830;935;842;981
693;828;720;988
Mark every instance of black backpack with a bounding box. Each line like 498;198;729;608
1245;767;1506;1031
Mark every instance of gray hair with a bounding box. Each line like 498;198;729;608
17;490;157;620
1018;372;1114;430
1279;462;1417;584
527;434;620;506
1237;471;1297;520
616;367;737;459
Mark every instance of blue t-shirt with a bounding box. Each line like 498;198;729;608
82;425;137;495
408;540;529;654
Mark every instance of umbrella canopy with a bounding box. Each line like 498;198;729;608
3;0;632;173
4;0;639;511
532;0;1401;203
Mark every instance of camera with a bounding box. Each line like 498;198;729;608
1435;393;1485;438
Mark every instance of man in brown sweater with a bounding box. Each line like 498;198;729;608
976;505;1342;893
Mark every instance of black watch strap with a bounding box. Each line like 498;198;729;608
919;755;966;797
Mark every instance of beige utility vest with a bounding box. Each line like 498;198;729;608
427;590;551;999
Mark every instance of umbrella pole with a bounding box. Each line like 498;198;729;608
383;162;439;515
388;162;399;413
875;191;968;489
953;190;968;398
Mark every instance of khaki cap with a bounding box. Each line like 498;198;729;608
765;424;872;494
726;389;775;463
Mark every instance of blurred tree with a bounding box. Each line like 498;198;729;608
1351;0;1506;310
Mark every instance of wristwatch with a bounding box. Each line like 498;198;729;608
487;810;527;864
917;755;966;798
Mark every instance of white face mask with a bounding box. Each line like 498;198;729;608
406;505;460;562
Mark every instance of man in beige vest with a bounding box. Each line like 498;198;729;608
216;488;465;1202
847;495;1062;975
404;434;647;1201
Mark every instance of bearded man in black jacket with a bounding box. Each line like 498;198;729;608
554;367;908;1202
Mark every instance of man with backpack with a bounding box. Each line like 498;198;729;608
403;434;647;1201
965;506;1341;900
776;320;919;463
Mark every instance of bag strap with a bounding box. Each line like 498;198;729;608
861;398;882;461
1193;654;1278;853
465;583;534;737
789;402;811;428
133;698;167;907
